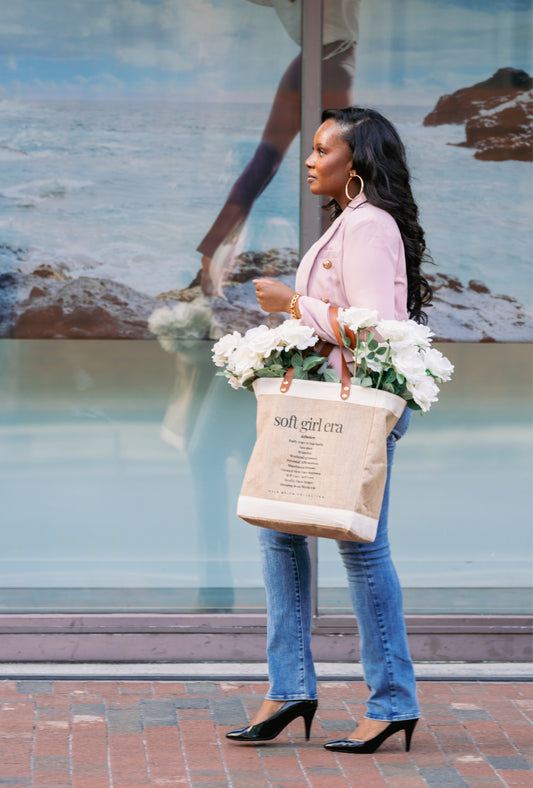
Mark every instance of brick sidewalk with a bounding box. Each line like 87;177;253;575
0;678;531;787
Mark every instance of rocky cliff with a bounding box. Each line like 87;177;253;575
2;245;529;343
424;68;533;161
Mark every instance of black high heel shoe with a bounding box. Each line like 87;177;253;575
226;699;318;742
324;717;418;754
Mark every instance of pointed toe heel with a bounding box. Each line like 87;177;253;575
226;699;318;743
324;717;418;754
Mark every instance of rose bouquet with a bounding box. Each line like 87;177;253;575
212;319;339;390
336;307;454;412
213;310;453;412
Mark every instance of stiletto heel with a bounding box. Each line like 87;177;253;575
302;703;316;741
226;699;318;743
403;718;417;752
324;717;419;754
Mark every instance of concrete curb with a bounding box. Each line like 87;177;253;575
0;661;531;681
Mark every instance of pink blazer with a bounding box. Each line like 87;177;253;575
295;195;409;374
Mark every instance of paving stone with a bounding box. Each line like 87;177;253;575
33;756;70;771
71;702;105;716
487;755;532;770
209;697;247;725
419;767;469;785
16;681;53;695
174;697;210;709
1;678;532;787
306;766;345;775
319;719;355;731
139;698;177;726
0;781;30;787
453;709;492;721
190;783;231;788
185;681;222;695
106;707;143;733
379;763;421;776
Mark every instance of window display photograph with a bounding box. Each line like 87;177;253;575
0;0;531;643
0;0;531;343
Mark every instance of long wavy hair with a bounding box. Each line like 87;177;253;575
322;107;433;324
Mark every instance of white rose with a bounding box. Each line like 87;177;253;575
276;319;319;351
422;348;454;382
339;307;378;331
228;343;265;379
407;374;440;412
390;346;427;383
378;319;433;350
227;374;244;390
212;331;242;367
243;325;284;359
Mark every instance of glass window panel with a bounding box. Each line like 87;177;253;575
318;343;533;616
0;339;266;613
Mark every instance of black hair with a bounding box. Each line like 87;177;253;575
322;107;433;324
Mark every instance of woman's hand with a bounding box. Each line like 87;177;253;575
253;278;295;314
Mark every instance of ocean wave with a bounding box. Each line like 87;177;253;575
1;178;93;207
8;147;57;160
0;145;29;161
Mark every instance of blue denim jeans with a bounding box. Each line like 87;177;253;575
258;406;419;722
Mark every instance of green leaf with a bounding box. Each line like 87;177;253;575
376;346;387;355
302;354;324;372
396;372;405;384
361;377;373;387
290;353;303;368
368;339;379;351
323;368;340;383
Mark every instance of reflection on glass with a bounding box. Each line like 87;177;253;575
160;343;256;609
0;340;261;613
1;341;531;616
318;343;533;615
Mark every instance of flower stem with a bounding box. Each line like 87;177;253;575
375;342;391;390
353;329;359;378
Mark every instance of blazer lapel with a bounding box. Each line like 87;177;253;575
296;213;342;295
295;197;367;295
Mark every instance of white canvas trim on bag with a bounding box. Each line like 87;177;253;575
252;377;405;418
237;496;377;543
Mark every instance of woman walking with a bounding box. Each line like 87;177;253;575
226;107;432;753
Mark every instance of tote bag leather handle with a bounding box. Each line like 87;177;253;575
329;306;353;400
281;307;353;400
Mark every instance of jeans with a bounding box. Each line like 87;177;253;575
258;406;419;722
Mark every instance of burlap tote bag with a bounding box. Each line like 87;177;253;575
237;312;406;542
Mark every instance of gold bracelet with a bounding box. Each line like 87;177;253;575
289;293;301;319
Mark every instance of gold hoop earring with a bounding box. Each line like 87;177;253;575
345;174;364;201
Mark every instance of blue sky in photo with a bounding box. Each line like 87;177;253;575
0;0;531;103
